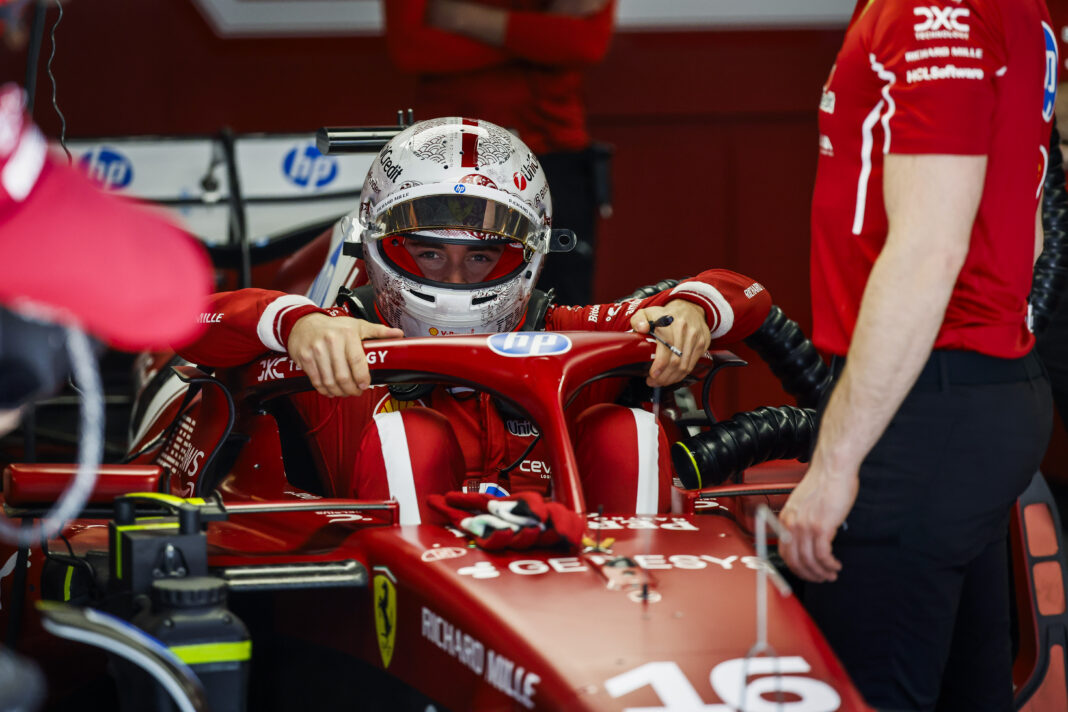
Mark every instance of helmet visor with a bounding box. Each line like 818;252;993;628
368;186;550;254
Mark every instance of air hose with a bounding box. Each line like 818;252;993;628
743;306;831;408
619;278;682;301
671;405;817;490
1030;124;1068;336
620;281;826;488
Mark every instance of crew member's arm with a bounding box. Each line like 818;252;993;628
177;289;402;397
425;0;615;66
779;153;984;583
384;0;510;74
547;269;772;387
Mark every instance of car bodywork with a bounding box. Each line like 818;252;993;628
0;308;1065;712
2;332;882;711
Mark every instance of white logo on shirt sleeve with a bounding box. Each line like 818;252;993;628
820;90;835;114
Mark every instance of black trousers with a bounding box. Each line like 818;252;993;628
804;350;1052;712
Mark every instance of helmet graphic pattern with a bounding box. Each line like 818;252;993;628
356;117;553;336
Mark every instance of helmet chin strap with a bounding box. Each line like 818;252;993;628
334;285;377;322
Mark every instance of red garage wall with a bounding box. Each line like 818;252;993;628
6;1;1063;478
584;28;843;415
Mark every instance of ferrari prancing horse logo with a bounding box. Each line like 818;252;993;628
373;571;397;668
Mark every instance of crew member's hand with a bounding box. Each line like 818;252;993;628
425;0;463;31
287;313;403;398
549;0;612;15
630;300;710;387
426;0;606;45
778;464;858;582
426;0;507;45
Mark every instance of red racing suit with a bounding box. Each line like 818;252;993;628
178;271;771;516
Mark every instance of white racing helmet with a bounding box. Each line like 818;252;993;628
354;117;567;336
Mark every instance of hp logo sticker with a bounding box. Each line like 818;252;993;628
487;332;572;357
454;184;466;194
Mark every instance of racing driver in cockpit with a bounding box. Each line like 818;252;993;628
177;117;772;523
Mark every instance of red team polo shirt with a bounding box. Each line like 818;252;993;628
811;0;1056;358
383;1;615;155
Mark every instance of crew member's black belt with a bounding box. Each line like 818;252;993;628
830;349;1044;391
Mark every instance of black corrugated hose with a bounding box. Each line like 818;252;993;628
671;405;817;490
743;305;831;409
620;278;682;301
1030;124;1068;335
621;282;829;487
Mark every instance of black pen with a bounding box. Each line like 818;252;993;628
649;315;683;357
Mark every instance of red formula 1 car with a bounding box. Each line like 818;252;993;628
1;329;1066;711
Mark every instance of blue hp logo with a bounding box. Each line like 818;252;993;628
1044;22;1058;122
283;144;338;189
78;147;133;190
454;184;466;193
487;332;572;357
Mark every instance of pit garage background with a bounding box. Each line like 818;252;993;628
2;0;1065;484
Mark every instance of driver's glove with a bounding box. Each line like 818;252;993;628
427;491;585;551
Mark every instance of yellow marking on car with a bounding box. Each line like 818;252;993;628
113;521;179;580
169;641;252;665
676;442;702;490
121;492;207;507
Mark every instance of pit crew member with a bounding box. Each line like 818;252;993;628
779;1;1055;709
178;118;772;522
